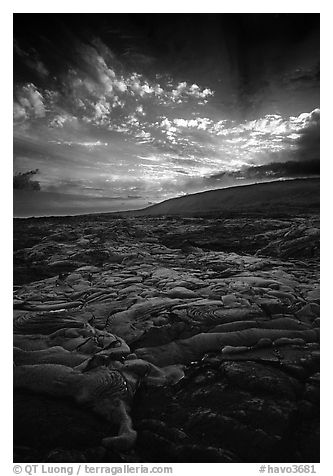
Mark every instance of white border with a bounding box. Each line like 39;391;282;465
2;3;330;473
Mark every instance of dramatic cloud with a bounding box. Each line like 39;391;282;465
294;108;320;161
13;14;319;214
14;83;45;122
209;159;320;182
13;169;41;191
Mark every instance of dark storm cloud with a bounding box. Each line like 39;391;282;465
295;108;320;161
177;157;320;196
13;169;41;191
208;159;320;182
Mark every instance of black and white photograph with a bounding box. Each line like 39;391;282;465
12;10;320;467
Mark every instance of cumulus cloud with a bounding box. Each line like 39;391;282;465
136;105;146;115
14;83;45;121
144;108;320;187
13;33;215;151
43;39;214;130
173;117;213;130
13;103;28;122
170;82;213;103
49;113;78;128
293;108;320;161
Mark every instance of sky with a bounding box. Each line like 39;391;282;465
13;13;320;215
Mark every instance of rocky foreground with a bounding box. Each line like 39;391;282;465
13;213;320;463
